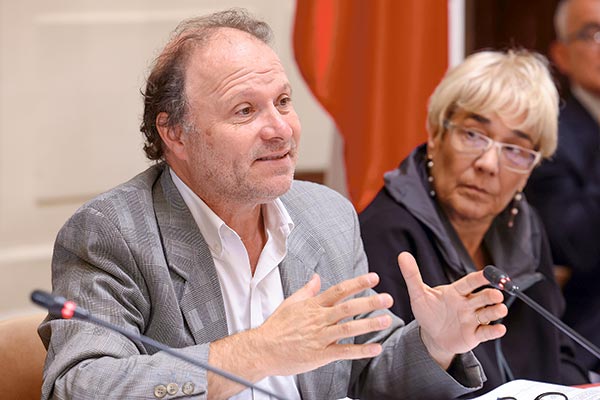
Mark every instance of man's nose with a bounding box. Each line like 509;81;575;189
260;106;293;140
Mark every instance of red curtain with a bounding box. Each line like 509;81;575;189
293;0;448;211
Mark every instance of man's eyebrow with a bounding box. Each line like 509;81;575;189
571;22;600;37
281;82;292;95
465;113;534;144
229;82;293;100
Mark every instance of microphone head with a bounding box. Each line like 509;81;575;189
483;265;519;294
31;290;67;316
30;290;88;320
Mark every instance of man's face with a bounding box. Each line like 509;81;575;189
178;28;301;208
554;0;600;95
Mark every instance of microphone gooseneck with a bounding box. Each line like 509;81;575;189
31;290;287;400
483;266;600;361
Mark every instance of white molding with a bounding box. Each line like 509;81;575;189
0;244;53;265
34;9;214;25
448;0;465;67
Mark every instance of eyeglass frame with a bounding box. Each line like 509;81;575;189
442;120;542;174
563;22;600;45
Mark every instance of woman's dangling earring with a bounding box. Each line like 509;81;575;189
507;191;523;228
426;154;435;197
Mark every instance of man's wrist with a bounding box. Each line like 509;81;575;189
209;327;271;384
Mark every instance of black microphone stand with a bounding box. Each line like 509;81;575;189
31;290;288;400
483;266;600;362
511;290;600;361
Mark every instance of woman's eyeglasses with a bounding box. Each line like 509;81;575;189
444;121;541;174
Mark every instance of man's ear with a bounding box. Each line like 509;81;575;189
550;40;571;76
156;112;187;160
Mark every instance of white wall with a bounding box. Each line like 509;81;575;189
0;0;334;318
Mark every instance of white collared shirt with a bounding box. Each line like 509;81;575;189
170;169;300;400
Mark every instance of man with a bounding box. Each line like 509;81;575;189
39;9;507;399
525;0;600;376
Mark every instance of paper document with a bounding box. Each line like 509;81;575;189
472;379;600;400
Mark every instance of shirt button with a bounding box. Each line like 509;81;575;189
166;383;179;395
153;384;167;398
182;381;195;395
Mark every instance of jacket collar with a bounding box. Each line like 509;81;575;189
153;169;330;397
153;164;229;344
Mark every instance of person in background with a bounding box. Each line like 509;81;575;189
524;0;600;378
38;8;508;400
360;49;589;397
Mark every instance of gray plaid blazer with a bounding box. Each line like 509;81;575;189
39;164;484;399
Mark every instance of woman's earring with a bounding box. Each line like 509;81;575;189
426;155;435;197
507;191;523;228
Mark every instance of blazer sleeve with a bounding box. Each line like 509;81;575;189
39;206;209;399
349;197;486;399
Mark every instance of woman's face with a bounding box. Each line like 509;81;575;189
428;110;535;226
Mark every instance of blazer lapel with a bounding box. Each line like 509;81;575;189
153;173;341;397
279;218;338;400
153;167;228;344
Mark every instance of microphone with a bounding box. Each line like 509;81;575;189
31;290;287;400
483;266;600;361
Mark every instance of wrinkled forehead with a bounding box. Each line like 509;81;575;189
195;28;283;76
200;27;277;62
567;0;600;30
183;27;288;103
188;29;282;79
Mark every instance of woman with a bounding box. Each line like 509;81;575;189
359;49;589;396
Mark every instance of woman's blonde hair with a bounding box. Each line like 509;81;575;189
427;49;559;158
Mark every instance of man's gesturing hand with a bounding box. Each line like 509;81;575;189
252;272;394;377
398;251;508;369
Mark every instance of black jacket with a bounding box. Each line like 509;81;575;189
360;145;588;397
525;95;600;373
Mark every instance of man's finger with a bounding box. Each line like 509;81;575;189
323;342;383;362
286;274;321;303
397;252;426;303
316;273;379;307
326;293;393;324
326;314;392;342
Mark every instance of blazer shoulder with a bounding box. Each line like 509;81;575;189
282;180;355;216
558;98;600;143
59;164;165;237
77;164;164;212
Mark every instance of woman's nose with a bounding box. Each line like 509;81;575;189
474;144;501;175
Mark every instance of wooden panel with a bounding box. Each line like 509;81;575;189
295;170;325;184
465;0;568;94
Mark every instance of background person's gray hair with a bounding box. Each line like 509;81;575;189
554;0;570;41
